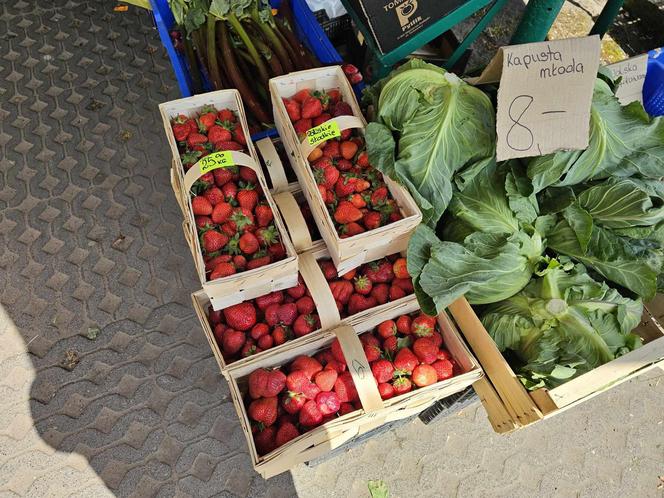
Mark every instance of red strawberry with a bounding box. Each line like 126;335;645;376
377;320;397;339
412;364;437;387
207;125;232;143
239;232;260;255
334;201;363;224
392;257;409;279
241;339;259;357
296;296;315;315
301;96;323;119
340;141;358;160
276;303;298;325
290;355;323;380
396;315;412;334
333;372;357;402
208;306;223;325
392;377;412;395
293;118;312;137
356;151;370;168
313;161;340;189
432;359;454;381
237;187;258;211
363;342;381;362
201;230;229;253
217;108;235;122
282;391;306;414
286;370;320;400
211;202;233;224
254;425;277;455
198;106;217;130
315;391;341;416
287;279;306;299
192;196;213;215
195;216;213;229
327;89;341;103
257;334;274;350
256;226;278;247
365;260;394;283
319;260;337;280
213;323;226;342
223;302;256;331
299;400;323;426
332;101;353;117
214;140;243;152
213;167;234;186
330;339;346;364
206;254;231;271
172;116;190;142
263;369;286;396
348;294;377;315
389;285;407;301
335;176;356;197
411;314;436;337
283;97;301;121
250;323;270;340
383;336;398;355
330;280;353;304
187;132;207;148
247;255;271;270
353;275;372;295
325;358;346;373
341;222;364;237
353;179;370;193
394;347;418;373
429;331;443;349
413;338;437;364
272;326;288;346
371;359;394;383
371;283;389;304
312;112;331;127
232;125;246;145
437;349;452;361
249;396;278;426
322;140;340;158
264;304;280;326
222;181;238;200
221;222;237;238
363;211;382;230
238;166;256;183
293;314;319;337
256;291;284;311
233;255;246;270
222;329;245;356
393;278;414;293
255;205;274;228
275;422;300;447
341;269;356;281
378;382;395;400
370;186;389;205
314;368;338;392
292;89;312;103
210;262;236;279
338;402;355;416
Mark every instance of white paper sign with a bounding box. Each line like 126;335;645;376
477;36;601;161
606;54;648;105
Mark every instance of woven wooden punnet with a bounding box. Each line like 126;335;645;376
225;298;483;478
270;66;422;275
159;90;298;310
254;136;300;195
450;297;664;433
191;242;417;374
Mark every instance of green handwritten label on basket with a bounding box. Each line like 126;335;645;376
198;151;234;175
306;120;340;147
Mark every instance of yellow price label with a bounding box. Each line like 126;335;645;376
306;120;341;147
198;151;235;175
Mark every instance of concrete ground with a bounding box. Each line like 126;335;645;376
0;1;662;497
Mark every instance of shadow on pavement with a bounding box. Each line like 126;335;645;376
0;1;297;495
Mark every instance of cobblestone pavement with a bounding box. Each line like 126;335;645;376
0;1;662;497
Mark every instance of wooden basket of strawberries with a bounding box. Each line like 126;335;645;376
159;90;298;310
270;66;422;275
224;299;483;478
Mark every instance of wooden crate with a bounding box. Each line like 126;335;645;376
270;66;422;275
225;299;483;478
160;90;299;310
191;244;417;374
449;297;664;433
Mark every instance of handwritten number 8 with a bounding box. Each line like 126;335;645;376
506;95;534;152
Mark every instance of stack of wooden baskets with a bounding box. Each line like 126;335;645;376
159;65;485;478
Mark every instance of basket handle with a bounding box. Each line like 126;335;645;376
298;251;341;330
183;150;259;192
333;324;384;413
273;191;314;252
298;115;365;159
255;137;290;193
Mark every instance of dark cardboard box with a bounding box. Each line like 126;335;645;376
345;0;468;54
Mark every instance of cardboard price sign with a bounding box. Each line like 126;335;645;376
606;54;648;105
474;36;601;161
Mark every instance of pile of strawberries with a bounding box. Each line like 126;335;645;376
282;89;403;237
170;106;285;281
319;254;413;317
359;311;458;399
246;347;360;456
245;309;457;456
208;275;320;362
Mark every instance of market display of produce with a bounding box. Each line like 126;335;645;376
170;106;287;280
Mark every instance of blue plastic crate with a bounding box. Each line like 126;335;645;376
644;48;664;117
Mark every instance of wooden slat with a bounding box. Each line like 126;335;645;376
473;377;518;434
